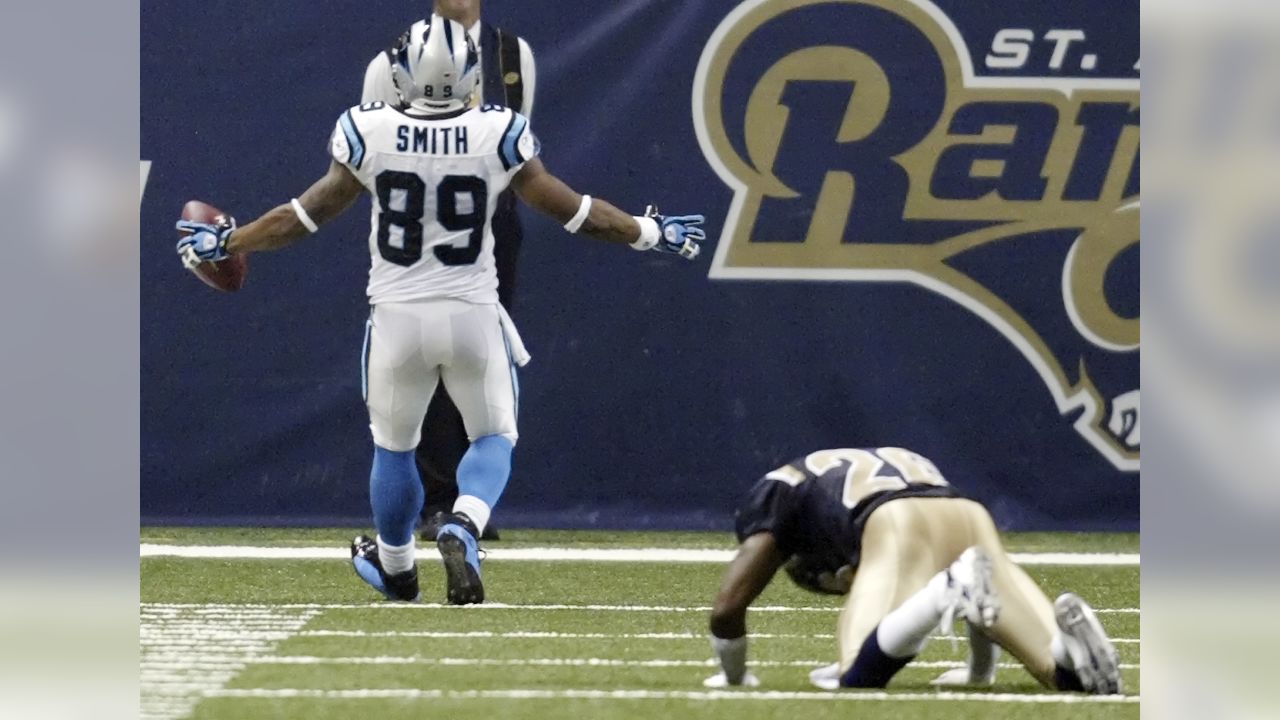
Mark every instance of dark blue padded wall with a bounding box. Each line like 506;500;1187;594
142;0;1139;530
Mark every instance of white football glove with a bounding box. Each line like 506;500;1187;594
930;668;986;686
931;623;1000;686
703;671;760;688
808;662;841;691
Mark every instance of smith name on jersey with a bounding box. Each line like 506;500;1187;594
735;447;960;570
329;101;539;305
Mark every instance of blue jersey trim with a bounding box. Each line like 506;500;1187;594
340;110;366;170
498;112;528;171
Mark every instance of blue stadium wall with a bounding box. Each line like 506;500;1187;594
141;0;1139;531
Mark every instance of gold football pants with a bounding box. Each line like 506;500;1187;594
836;497;1058;687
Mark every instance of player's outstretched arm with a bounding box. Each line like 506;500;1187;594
704;531;786;687
509;157;640;243
176;161;365;265
227;161;366;254
510;158;705;259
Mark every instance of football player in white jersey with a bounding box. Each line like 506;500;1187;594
176;15;705;605
362;2;536;543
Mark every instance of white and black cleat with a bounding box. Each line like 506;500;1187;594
1055;592;1122;694
941;546;1001;632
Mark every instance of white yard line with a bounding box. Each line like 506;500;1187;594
140;606;318;720
140;544;1139;566
204;687;1140;704
140;602;1138;714
242;655;1139;670
143;601;1140;614
293;629;1141;644
299;629;823;639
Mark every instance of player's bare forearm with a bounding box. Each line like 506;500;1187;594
578;198;641;244
227;160;365;254
510;158;639;244
710;532;786;639
225;203;311;254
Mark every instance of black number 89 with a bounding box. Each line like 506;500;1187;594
375;171;487;267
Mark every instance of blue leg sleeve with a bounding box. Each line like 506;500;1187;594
369;446;424;546
455;434;513;508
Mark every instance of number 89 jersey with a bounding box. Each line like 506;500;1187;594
734;447;962;567
329;101;539;305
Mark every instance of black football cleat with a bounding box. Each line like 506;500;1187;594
436;514;485;605
350;535;421;602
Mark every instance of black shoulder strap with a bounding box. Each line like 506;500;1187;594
497;28;525;115
480;23;504;106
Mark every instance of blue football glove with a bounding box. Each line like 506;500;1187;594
176;217;236;269
646;205;704;260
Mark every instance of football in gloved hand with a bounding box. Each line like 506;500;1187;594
178;200;247;292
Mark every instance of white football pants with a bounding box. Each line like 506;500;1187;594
363;299;524;452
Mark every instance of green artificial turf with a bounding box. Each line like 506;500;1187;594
141;528;1140;720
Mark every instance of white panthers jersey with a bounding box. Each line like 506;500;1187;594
329;102;539;305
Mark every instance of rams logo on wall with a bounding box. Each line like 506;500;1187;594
694;0;1139;471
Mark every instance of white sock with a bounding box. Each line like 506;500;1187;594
876;571;949;658
453;495;492;535
1050;632;1073;668
376;535;416;575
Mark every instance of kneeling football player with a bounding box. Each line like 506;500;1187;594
704;446;1122;694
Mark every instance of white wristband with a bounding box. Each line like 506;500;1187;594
631;216;660;251
563;195;592;233
291;198;319;233
711;635;748;685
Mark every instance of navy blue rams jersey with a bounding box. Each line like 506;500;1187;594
734;447;960;569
